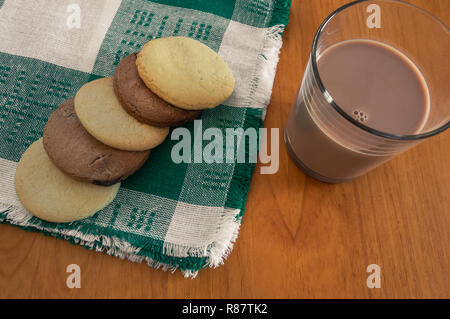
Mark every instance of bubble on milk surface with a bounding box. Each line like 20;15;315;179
353;109;369;123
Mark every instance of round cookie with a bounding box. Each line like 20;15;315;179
15;139;120;223
136;36;235;110
114;53;201;127
75;77;169;151
43;99;150;186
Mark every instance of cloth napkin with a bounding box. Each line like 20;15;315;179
0;0;291;277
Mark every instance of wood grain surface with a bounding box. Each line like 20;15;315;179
0;0;449;299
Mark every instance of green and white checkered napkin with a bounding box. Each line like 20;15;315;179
0;0;291;277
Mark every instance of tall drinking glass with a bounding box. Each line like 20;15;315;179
284;0;449;183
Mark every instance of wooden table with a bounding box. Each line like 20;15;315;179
1;0;448;299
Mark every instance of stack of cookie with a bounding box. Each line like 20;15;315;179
15;36;235;223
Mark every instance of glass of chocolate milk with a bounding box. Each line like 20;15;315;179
285;0;449;183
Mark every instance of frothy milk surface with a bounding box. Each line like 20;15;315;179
318;39;430;135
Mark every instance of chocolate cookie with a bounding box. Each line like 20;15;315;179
114;53;201;127
43;99;150;186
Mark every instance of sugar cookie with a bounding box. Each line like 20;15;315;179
136;37;235;110
15;139;120;223
114;53;201;127
75;77;169;151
